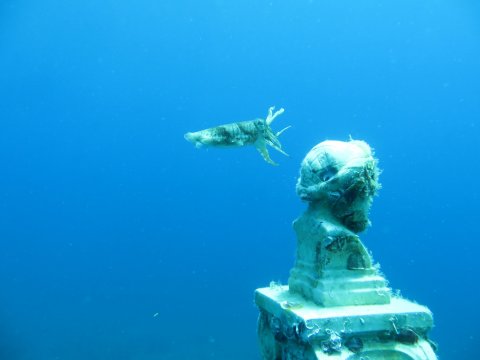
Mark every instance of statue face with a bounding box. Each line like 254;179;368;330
296;140;380;233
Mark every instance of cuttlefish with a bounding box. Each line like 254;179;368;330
184;106;290;165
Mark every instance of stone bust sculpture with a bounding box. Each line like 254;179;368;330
288;140;391;306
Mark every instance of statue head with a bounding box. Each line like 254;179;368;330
296;140;381;233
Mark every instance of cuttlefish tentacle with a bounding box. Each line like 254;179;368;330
276;126;291;137
184;106;290;165
265;106;284;125
255;137;277;165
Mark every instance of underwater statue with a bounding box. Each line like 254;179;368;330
289;139;389;306
254;139;438;359
184;106;290;165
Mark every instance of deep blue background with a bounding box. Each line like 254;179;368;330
1;1;479;359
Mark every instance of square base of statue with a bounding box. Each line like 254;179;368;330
255;285;437;360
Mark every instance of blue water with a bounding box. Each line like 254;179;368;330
1;1;479;359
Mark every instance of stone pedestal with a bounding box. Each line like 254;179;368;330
256;285;437;360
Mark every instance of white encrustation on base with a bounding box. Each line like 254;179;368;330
255;140;437;359
256;285;436;360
